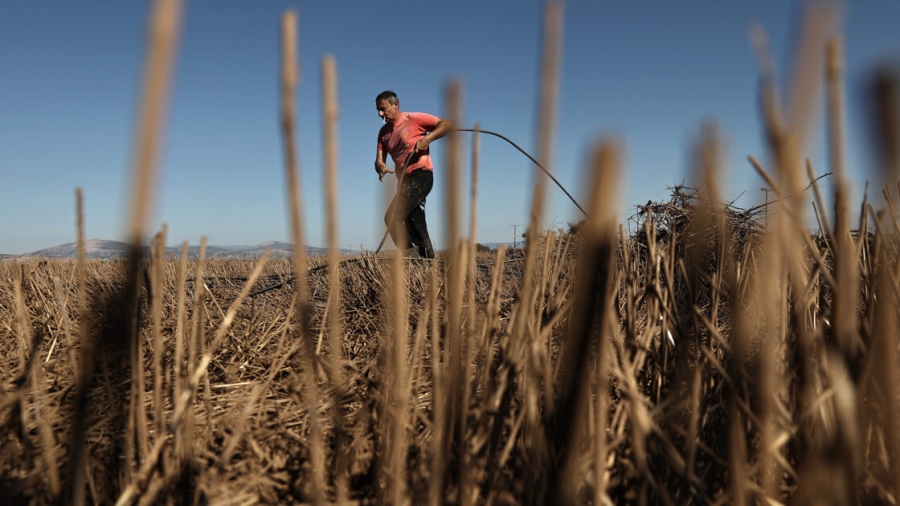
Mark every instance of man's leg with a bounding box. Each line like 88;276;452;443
402;171;434;259
385;170;432;254
405;216;423;252
407;201;434;258
389;170;433;257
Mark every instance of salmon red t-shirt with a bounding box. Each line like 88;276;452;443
377;112;440;177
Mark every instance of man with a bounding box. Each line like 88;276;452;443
375;90;452;259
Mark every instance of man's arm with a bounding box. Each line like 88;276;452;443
375;148;392;182
414;118;453;153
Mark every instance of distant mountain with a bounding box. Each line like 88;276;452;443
199;241;329;259
9;239;337;260
23;239;140;259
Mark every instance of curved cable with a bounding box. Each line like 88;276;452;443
455;128;589;219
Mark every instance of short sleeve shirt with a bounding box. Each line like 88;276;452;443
377;112;440;177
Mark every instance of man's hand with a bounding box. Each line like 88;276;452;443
375;149;392;181
414;137;430;153
376;164;394;182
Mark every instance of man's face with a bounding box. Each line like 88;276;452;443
376;99;400;123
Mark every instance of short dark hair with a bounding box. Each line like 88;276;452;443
376;90;399;105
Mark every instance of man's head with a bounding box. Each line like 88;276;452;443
376;90;401;123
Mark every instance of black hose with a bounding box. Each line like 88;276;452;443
455;128;589;219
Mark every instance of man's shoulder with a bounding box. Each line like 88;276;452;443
408;112;440;125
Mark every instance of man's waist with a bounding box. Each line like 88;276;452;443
394;153;432;170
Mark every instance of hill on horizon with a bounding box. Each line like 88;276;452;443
5;239;337;260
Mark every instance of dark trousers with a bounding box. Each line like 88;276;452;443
385;169;434;258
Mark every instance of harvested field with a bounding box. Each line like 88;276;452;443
3;179;900;504
3;1;900;504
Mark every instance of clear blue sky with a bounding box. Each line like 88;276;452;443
1;1;898;255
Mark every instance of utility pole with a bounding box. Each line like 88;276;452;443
512;224;518;249
761;187;771;227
